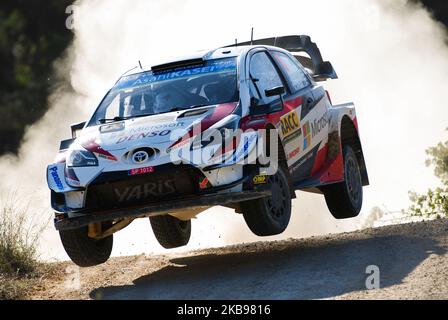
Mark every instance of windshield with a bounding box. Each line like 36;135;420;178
88;57;238;126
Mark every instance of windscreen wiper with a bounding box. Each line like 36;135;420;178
187;104;208;109
98;105;209;123
98;116;128;124
98;113;155;123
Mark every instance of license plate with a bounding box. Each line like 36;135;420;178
128;166;155;176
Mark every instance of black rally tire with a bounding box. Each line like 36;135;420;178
241;167;292;236
323;145;363;219
149;215;191;249
59;224;113;267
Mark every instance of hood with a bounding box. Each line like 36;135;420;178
77;102;238;153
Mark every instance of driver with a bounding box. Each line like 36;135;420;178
204;83;221;104
124;94;148;117
205;78;236;104
153;91;181;114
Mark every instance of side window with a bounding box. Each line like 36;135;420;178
105;93;120;119
249;52;284;105
271;51;310;93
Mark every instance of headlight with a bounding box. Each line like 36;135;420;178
214;115;240;132
193;115;240;150
67;149;98;167
218;121;239;139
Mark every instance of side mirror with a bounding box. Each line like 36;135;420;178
265;86;285;98
249;104;270;116
249;97;268;115
71;121;86;139
59;138;75;151
250;97;260;108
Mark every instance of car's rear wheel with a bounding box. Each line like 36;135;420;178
149;215;191;249
323;145;363;219
59;222;113;267
240;167;292;236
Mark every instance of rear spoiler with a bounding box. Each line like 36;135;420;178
226;35;337;82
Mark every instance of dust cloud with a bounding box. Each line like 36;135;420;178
1;0;447;260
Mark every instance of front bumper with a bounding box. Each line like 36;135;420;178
50;162;269;230
54;189;271;231
51;163;260;212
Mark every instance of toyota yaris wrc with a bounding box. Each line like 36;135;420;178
47;35;369;267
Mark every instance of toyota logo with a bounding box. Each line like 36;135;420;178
132;150;149;164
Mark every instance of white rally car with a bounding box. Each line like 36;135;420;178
47;35;368;267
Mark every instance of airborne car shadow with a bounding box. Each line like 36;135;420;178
90;234;445;300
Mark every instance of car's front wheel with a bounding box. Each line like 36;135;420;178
323;145;363;219
149;215;191;249
59;223;113;267
240;167;292;236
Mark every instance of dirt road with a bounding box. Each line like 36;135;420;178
31;218;448;300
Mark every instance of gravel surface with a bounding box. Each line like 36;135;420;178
29;218;448;300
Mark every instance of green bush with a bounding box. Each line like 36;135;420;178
0;274;30;300
0;197;40;275
0;192;46;299
407;130;448;218
0;0;74;155
408;187;448;219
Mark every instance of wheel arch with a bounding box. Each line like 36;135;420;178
265;123;297;198
340;116;369;186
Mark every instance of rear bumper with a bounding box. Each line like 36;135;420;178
54;190;270;231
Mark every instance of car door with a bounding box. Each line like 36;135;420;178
247;50;286;115
244;50;291;168
269;50;331;182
